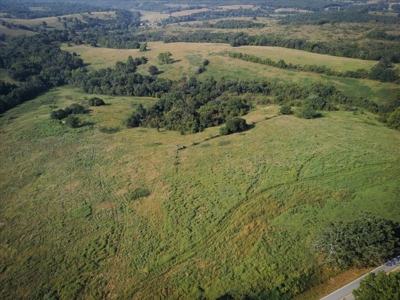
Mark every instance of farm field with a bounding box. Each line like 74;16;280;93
0;84;399;299
62;42;397;103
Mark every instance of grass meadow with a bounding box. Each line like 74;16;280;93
0;83;399;299
62;42;397;103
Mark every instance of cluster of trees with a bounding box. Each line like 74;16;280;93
188;20;266;29
68;57;174;97
57;10;143;49
50;103;86;120
229;52;399;82
157;52;173;65
248;34;400;62
0;20;33;32
314;213;399;269
219;117;247;135
353;270;400;300
278;9;400;26
366;30;400;41
0;34;83;113
125;77;251;134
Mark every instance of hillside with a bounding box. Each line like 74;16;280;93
1;1;400;299
0;85;399;299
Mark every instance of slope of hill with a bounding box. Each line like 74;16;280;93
0;85;399;299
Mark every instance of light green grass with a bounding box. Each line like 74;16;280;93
0;85;399;299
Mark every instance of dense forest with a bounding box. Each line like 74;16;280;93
0;35;83;113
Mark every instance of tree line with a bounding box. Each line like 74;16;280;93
229;52;399;83
278;9;400;26
0;2;108;19
185;19;266;29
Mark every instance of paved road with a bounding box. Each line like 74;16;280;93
320;255;400;300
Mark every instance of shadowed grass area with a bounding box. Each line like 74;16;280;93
1;85;399;299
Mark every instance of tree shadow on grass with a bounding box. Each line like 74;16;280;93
81;121;95;127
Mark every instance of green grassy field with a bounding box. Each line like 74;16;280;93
2;10;400;298
62;42;397;103
0;83;399;299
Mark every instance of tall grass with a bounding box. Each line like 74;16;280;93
0;86;399;299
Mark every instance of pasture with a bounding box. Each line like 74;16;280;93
0;84;399;299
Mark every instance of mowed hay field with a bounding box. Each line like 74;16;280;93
62;42;397;102
0;84;399;299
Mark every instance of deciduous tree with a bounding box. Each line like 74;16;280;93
353;270;400;300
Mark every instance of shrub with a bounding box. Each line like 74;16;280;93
50;109;67;120
148;65;159;75
296;106;318;119
65;115;80;128
89;97;105;106
65;103;85;115
387;107;400;129
280;105;292;115
131;188;151;201
220;117;247;135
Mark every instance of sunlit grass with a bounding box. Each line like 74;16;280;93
1;84;399;299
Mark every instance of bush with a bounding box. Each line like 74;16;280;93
387;107;400;129
131;188;151;201
296;106;318;119
65;115;80;128
65;103;85;115
280;105;292;115
50;109;67;120
89;97;105;106
148;65;159;75
220;117;247;135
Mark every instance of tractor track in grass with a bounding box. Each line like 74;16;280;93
128;159;400;297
